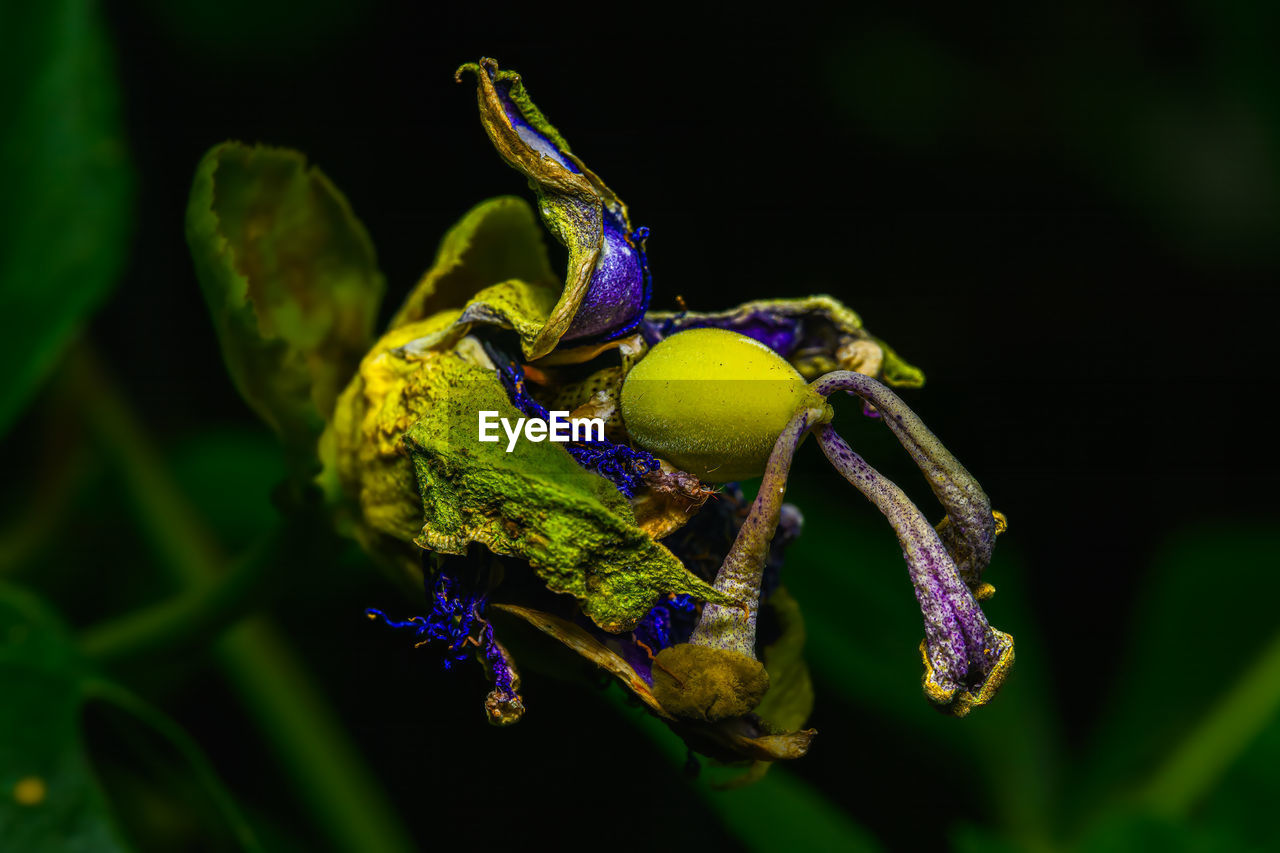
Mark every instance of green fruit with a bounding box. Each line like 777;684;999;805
620;328;826;482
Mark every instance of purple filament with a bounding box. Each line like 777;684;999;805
366;570;516;700
633;593;698;653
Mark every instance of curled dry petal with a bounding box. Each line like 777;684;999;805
456;58;649;356
644;295;924;387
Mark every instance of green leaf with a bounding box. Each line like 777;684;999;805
168;427;285;551
186;142;385;471
1191;709;1280;850
0;583;256;849
0;0;133;435
402;354;734;631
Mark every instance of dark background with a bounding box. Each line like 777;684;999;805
5;1;1279;850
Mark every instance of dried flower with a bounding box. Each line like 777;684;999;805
188;57;1013;770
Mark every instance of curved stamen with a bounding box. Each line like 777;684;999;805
814;424;1012;713
812;371;996;585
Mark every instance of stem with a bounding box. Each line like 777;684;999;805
687;406;816;656
80;531;277;664
64;341;415;853
0;395;95;576
1141;627;1280;817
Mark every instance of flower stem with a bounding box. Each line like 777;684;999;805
64;340;415;853
688;406;816;656
80;530;276;663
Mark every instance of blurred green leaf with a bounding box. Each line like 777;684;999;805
1073;711;1280;851
168;427;284;550
1191;709;1280;850
0;582;257;849
1078;523;1280;818
186;142;385;472
0;0;133;436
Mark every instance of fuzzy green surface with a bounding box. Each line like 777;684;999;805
651;644;771;722
404;357;733;632
621;328;826;482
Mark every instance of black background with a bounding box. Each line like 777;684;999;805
71;1;1280;848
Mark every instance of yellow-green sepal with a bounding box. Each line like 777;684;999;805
753;586;815;733
390;195;556;331
389;196;576;358
186;142;385;472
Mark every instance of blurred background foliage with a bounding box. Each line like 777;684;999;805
1;0;1278;850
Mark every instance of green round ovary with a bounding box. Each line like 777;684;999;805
620;328;828;482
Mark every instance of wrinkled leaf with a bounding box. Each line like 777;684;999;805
327;318;732;628
186;142;385;469
0;0;133;435
403;354;733;631
0;583;255;850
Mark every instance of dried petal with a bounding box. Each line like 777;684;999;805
644;295;924;387
456;58;650;356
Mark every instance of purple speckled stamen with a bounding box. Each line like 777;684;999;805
814;423;1002;691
